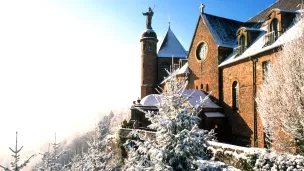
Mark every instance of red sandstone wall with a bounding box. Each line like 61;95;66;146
187;16;219;99
222;50;279;148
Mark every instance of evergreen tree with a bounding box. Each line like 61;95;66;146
124;73;215;171
0;132;35;171
69;112;122;171
39;133;68;171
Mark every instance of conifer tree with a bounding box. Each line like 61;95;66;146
69;112;122;171
124;72;215;171
39;133;68;171
0;132;35;171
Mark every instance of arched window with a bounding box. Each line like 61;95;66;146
232;81;239;110
270;18;279;41
206;84;209;92
159;62;170;80
201;84;204;90
239;35;246;54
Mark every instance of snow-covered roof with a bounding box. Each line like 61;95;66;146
247;0;302;22
160;62;190;84
205;112;225;118
157;26;187;58
237;27;264;32
176;62;190;75
140;90;221;109
140;94;161;106
183;90;220;108
219;17;301;67
203;14;244;48
202;13;262;48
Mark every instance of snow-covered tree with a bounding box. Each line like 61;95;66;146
65;153;85;171
39;133;68;171
124;72;216;171
256;13;304;154
68;112;122;171
0;132;35;171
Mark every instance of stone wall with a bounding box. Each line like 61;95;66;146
187;16;219;100
221;49;279;148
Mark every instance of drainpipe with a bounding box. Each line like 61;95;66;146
251;57;258;147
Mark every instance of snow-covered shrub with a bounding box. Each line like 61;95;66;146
123;73;216;171
256;12;304;154
252;150;304;170
207;141;304;170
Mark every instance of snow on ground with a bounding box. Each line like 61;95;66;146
196;160;240;171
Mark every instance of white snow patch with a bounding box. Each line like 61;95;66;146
140;94;161;106
176;62;190;75
140;90;220;108
196;160;240;171
205;112;225;118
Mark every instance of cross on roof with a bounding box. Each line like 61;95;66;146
200;4;205;13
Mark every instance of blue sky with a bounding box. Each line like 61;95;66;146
0;0;278;168
69;0;277;48
51;0;278;50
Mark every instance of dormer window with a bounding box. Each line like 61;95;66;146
234;27;248;56
264;18;279;46
234;34;247;56
234;27;263;56
263;8;289;46
264;18;280;46
270;18;279;41
239;35;246;54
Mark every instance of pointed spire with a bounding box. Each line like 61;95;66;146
158;27;187;58
168;13;171;29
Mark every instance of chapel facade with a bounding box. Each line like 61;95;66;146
138;0;303;148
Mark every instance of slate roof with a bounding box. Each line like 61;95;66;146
202;14;262;48
218;0;302;67
157;26;187;58
219;16;301;67
140;90;221;108
247;0;303;22
203;14;244;48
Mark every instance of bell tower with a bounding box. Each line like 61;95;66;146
140;7;158;98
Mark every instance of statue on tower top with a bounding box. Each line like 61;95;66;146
142;7;154;29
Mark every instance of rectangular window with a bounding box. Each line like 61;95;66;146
262;60;271;80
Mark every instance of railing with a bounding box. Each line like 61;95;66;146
264;31;278;46
233;45;247;56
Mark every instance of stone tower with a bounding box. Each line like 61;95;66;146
140;7;158;98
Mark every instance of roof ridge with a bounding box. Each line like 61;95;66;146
158;27;170;52
246;0;279;22
204;13;244;23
